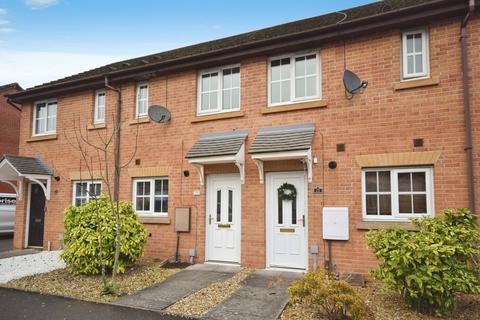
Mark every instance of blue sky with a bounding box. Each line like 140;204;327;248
0;0;372;88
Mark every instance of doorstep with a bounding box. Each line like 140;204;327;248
204;269;301;320
0;248;41;259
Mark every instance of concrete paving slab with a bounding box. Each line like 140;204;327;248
205;269;302;320
0;249;40;259
114;266;237;311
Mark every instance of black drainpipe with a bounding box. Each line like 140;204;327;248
104;76;122;202
460;0;476;214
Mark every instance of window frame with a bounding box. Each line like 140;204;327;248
72;180;102;206
361;167;434;221
197;64;241;116
135;81;149;118
94;89;106;124
32;99;57;136
267;50;321;107
132;177;169;217
401;28;429;80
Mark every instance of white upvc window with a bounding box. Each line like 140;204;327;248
72;180;102;206
132;177;168;216
362;167;434;221
136;81;149;118
197;65;240;115
33;99;57;136
268;51;320;106
402;29;429;80
94;89;106;124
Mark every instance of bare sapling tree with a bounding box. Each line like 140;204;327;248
65;82;139;294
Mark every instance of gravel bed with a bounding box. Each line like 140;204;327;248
5;261;180;302
0;250;65;283
280;280;480;320
167;268;253;317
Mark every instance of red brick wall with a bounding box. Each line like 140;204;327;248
0;86;21;194
13;15;480;275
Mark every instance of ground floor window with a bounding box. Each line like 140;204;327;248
132;177;168;216
362;167;434;220
72;180;102;206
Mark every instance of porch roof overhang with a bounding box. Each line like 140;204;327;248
186;129;248;185
0;155;53;200
249;123;315;184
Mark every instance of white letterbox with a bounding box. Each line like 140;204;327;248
322;207;349;240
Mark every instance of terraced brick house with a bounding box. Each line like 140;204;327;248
1;0;479;275
0;83;23;234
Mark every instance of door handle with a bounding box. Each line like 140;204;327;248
209;214;212;225
302;215;305;227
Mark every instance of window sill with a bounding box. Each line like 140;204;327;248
129;117;150;125
26;134;57;143
191;110;244;123
87;123;106;130
138;216;170;224
393;76;440;91
262;100;327;114
356;221;418;231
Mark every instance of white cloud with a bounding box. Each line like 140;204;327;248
0;8;7;15
0;50;125;88
0;20;10;25
24;0;59;9
0;28;14;33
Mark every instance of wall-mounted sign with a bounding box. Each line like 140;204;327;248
0;196;16;206
313;186;323;194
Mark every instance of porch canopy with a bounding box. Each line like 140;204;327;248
186;129;248;185
249;123;315;184
0;155;53;200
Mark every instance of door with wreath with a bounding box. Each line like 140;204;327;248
266;172;307;270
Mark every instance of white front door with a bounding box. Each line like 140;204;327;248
206;174;241;263
266;172;307;270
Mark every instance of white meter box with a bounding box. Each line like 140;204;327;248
322;207;349;240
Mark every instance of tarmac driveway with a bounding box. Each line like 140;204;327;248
0;287;191;320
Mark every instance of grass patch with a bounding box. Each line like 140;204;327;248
4;260;180;303
281;280;480;320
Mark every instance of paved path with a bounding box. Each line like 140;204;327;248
0;287;191;320
205;269;301;320
115;264;240;312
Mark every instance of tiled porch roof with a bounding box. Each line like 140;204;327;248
186;130;248;159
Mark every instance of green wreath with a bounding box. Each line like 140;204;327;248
278;182;297;201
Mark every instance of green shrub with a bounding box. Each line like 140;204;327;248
61;195;148;275
288;269;368;320
366;208;480;316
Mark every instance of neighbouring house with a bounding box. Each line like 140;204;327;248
1;0;479;275
0;83;23;234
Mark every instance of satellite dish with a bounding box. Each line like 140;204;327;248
343;69;368;95
148;105;171;123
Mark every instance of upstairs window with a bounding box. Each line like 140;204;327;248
198;66;240;115
136;82;149;117
94;89;106;124
268;52;320;106
362;167;434;221
33;99;57;136
402;29;429;79
72;181;102;206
